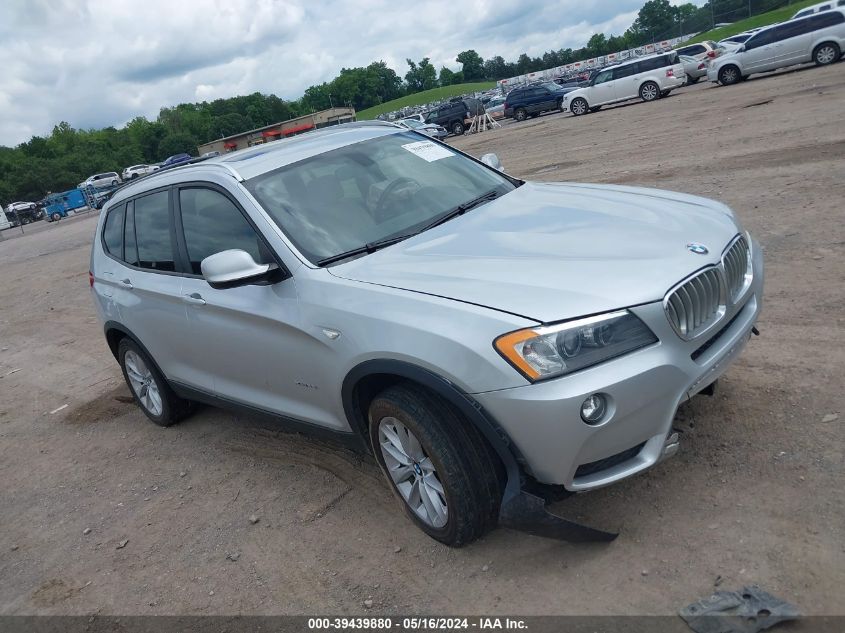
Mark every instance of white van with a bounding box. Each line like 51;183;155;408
708;9;845;84
562;52;686;116
792;0;845;19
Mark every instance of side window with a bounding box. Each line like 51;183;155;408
593;70;613;84
124;202;139;266
637;57;662;72
746;29;775;49
810;11;845;27
613;64;636;79
102;204;125;258
134;191;176;272
179;187;273;275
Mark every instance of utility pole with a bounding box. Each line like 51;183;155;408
710;0;716;28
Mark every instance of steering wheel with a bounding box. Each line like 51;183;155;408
375;177;421;222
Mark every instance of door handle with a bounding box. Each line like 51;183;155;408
183;292;206;306
120;278;133;289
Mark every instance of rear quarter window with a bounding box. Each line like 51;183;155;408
102;204;125;258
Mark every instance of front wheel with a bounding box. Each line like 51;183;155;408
813;42;840;66
451;121;464;135
368;384;502;546
719;65;741;85
118;338;195;427
514;108;527;122
640;81;660;101
570;98;588;116
51;212;61;222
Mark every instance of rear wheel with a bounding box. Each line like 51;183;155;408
111;179;118;186
514;107;527;122
368;383;502;546
570;98;588;116
118;338;195;427
813;42;840;66
718;65;741;85
51;212;61;222
640;81;660;101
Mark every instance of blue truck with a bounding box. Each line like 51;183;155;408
43;184;117;222
43;189;88;222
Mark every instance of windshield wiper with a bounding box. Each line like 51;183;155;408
317;234;413;267
420;189;502;233
316;189;502;267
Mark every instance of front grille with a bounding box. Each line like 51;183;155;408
722;236;751;302
664;267;725;340
574;442;646;479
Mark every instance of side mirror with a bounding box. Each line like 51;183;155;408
480;153;504;172
201;249;276;289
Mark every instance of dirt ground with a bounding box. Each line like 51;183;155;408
1;63;843;618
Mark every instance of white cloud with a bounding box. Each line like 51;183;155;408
0;0;643;146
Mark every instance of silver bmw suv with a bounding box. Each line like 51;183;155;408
90;122;763;546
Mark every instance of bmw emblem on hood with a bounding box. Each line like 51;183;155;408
686;243;709;255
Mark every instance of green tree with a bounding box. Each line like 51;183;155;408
439;67;456;86
158;132;199;158
456;50;485;80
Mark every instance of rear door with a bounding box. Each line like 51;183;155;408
611;63;639;100
111;189;200;385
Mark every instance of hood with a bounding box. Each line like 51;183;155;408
329;182;740;323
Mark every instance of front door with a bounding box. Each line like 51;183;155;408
175;185;345;431
590;69;618;105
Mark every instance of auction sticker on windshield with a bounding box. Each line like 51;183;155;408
401;140;454;162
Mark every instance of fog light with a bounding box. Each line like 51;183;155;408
580;394;607;424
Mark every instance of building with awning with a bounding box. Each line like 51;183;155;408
198;107;355;155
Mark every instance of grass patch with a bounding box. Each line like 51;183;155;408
356;82;496;120
686;0;820;43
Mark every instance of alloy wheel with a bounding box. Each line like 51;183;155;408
124;350;163;417
571;99;587;115
378;417;448;528
642;84;658;100
721;67;738;84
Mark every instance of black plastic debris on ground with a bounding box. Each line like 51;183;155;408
680;585;800;633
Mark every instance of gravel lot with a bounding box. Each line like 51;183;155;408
1;63;843;618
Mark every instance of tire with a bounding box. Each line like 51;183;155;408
118;338;195;427
639;81;660;102
51;212;61;222
111;179;118;186
131;173;139;179
719;65;741;85
451;121;464;135
368;383;502;547
813;42;840;66
513;107;527;122
570;97;588;116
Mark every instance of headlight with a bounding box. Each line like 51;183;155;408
494;310;658;382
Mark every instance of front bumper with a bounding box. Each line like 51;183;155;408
474;238;764;491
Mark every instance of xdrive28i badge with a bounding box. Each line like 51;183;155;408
686;243;709;255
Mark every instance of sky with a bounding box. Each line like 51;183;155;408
0;0;657;147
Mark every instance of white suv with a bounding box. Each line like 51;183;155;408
562;52;686;116
122;164;159;180
708;9;845;85
80;172;121;189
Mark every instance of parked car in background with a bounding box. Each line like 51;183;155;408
5;201;41;226
201;151;221;158
679;54;708;84
90;121;763;546
402;113;427;123
161;153;192;168
792;0;845;19
425;100;474;136
484;95;506;119
719;32;756;46
395;118;448;139
563;52;686;115
80;172;121;189
676;41;722;60
504;82;575;121
708;9;845;85
122;164;159;180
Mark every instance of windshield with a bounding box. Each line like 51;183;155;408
541;82;560;91
245;131;515;265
